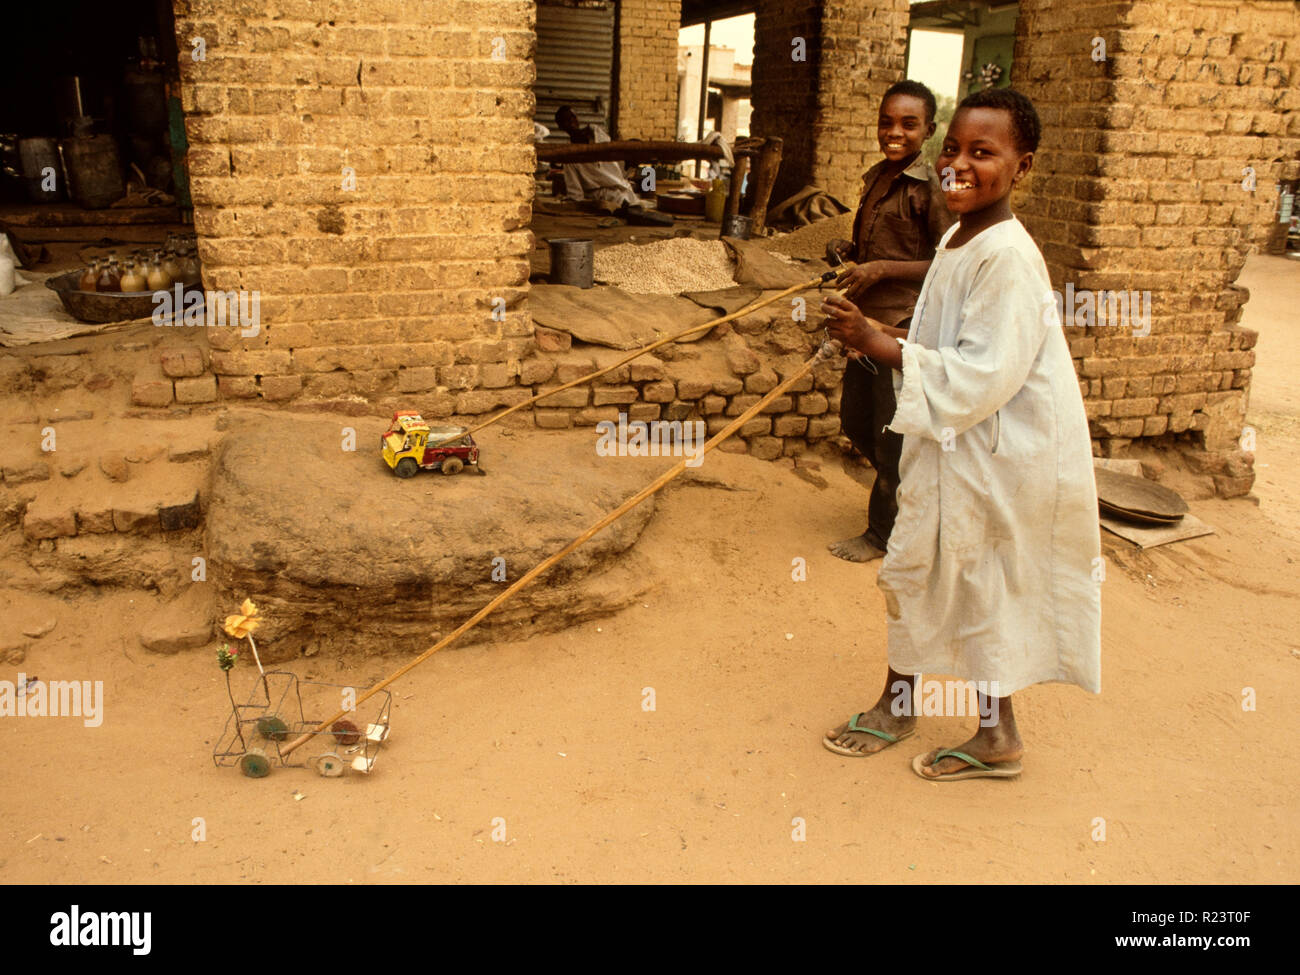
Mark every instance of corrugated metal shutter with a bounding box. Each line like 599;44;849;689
534;1;615;141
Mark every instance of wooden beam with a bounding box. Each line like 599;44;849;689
0;205;182;227
536;141;728;165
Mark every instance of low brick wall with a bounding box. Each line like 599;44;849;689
353;296;849;458
515;332;847;460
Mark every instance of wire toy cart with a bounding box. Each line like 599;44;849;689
213;669;393;779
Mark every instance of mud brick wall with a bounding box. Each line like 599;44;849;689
751;1;822;206
1013;0;1299;496
814;0;911;205
752;0;910;207
172;0;537;404
503;300;847;460
616;0;681;140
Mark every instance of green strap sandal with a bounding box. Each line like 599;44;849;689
911;747;1023;781
822;712;916;757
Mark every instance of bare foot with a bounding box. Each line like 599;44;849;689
828;531;885;563
916;724;1024;778
824;701;916;756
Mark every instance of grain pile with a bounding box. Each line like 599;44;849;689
762;212;855;261
594;238;737;295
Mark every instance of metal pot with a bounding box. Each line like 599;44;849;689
548;237;593;289
62;135;125;209
721;214;751;240
18;138;62;202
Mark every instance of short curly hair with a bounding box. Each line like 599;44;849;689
957;87;1042;154
882;80;937;124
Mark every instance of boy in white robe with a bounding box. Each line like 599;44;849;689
820;88;1101;781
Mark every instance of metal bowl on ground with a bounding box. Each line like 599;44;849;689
656;191;706;215
44;270;200;324
1094;467;1189;524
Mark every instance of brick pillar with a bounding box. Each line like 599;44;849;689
173;0;537;410
1013;0;1299;496
752;0;909;208
751;1;822;205
616;0;681;140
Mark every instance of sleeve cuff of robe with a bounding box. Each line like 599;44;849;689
887;339;937;440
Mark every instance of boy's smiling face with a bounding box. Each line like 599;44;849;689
936;106;1034;216
877;94;934;163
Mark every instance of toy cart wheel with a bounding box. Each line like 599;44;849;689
239;748;272;778
257;715;289;741
331;719;361;745
395;457;418;478
441;457;464;476
314;752;345;777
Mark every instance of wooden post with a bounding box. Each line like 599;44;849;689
722;154;750;227
747;137;784;236
696;20;712;178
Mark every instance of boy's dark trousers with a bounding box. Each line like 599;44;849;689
840;356;903;546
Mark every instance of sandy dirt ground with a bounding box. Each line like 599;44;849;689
1;255;1297;885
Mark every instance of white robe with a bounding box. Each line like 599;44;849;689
878;218;1101;696
562;124;639;210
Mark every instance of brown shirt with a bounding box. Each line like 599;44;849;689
850;154;955;327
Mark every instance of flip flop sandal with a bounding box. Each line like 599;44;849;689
822;713;915;757
911;747;1022;781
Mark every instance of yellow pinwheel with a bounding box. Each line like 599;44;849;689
222;598;268;692
224;598;260;639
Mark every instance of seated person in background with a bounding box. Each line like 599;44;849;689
553;106;641;212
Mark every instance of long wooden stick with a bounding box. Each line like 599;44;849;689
280;342;839;759
459;266;845;442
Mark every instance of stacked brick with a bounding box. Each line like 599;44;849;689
23;490;203;541
752;0;910;208
172;0;537;404
392;299;847;460
1014;0;1299;496
616;0;682;140
132;346;217;407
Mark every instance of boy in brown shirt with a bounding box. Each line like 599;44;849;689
826;80;954;562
